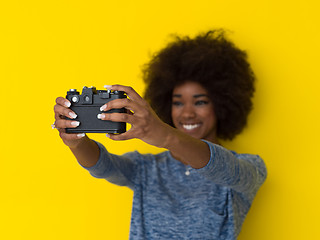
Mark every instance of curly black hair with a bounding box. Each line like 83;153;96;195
143;29;256;140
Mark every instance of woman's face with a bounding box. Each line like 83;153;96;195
171;81;218;143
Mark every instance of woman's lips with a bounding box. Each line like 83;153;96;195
181;123;201;130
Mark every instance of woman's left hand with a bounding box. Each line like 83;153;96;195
98;84;173;148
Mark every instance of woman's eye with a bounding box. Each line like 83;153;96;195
172;101;183;106
195;100;209;106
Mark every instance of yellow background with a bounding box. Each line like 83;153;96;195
1;0;319;239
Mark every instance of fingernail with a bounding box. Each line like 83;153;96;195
69;112;77;119
65;101;71;108
100;104;107;111
106;133;110;138
104;85;112;89
97;114;104;119
77;133;85;138
71;121;80;126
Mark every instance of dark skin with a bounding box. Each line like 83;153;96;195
54;83;218;168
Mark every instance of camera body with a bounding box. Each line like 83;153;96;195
65;86;126;134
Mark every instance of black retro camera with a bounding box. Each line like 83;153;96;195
65;86;126;134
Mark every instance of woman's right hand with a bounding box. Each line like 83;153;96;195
53;97;87;148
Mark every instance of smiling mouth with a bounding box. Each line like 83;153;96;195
182;123;201;130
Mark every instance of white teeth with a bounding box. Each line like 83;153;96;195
182;124;201;130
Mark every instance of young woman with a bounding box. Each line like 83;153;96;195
53;30;267;239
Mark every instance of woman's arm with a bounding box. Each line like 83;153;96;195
99;85;211;169
163;128;211;168
54;97;100;168
54;96;137;188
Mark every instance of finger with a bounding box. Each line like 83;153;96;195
98;112;135;124
106;130;134;141
55;119;81;129
127;109;134;115
56;97;71;108
104;85;144;103
101;98;139;113
54;104;77;119
55;112;65;120
59;131;86;140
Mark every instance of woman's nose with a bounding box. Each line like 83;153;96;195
181;105;196;118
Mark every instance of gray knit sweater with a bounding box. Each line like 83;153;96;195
83;140;267;239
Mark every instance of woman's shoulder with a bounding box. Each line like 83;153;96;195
203;140;267;172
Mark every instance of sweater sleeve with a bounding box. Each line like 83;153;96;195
196;140;267;194
81;141;138;190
